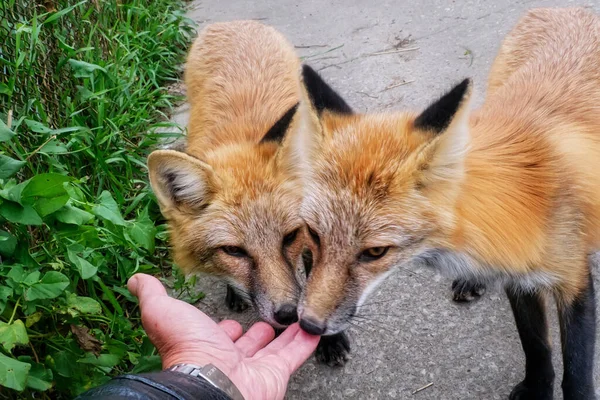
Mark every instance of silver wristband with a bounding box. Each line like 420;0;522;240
167;363;245;400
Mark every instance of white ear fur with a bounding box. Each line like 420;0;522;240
147;150;215;213
425;92;472;184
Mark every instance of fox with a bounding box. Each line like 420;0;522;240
293;8;598;399
146;21;351;365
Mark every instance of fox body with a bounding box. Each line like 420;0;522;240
296;8;598;399
147;21;306;327
147;21;351;365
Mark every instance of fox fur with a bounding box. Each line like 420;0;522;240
147;21;306;327
295;8;599;399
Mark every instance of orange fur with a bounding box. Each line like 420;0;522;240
147;21;307;326
297;8;600;327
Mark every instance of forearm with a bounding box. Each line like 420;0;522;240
75;371;232;400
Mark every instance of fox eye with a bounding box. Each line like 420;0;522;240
307;226;320;246
283;228;299;246
221;246;248;258
359;247;389;262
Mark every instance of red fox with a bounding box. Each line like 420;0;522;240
295;8;598;399
146;21;351;365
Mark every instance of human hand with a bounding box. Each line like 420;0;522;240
127;273;320;400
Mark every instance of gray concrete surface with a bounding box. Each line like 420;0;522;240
174;1;600;399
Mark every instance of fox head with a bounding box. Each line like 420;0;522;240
294;65;472;335
147;105;309;328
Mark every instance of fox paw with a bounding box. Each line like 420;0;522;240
451;278;486;302
316;332;350;367
509;380;553;400
225;285;249;312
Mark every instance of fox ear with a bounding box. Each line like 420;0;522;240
301;64;353;115
147;150;216;215
414;79;472;188
260;103;299;144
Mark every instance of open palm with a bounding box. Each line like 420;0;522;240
128;273;319;400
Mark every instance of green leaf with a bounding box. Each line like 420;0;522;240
54;204;94;225
24;271;69;301
0;230;17;257
0;83;11;96
25;312;42;328
24;119;52;134
67;247;98;279
0;353;30;391
128;211;156;252
39;139;68;154
0;155;26;179
23;359;53;391
0;180;29;203
0;320;29;352
23;271;41;286
92;191;126;226
34;194;70;217
66;293;101;316
6;265;25;283
78;353;121;368
68;59;107;78
0;286;12;302
0;202;43;225
20;173;70;202
43;1;86;25
0;118;15;142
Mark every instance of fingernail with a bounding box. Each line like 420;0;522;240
127;274;139;296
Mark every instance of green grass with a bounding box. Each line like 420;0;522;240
0;0;197;397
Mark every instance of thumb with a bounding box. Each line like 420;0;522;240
127;273;168;307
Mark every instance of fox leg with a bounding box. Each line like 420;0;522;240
451;278;486;302
315;331;350;367
225;284;249;312
506;286;555;400
556;271;596;400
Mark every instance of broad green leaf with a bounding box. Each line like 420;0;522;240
130;355;162;374
0;119;15;142
0;286;12;302
24;119;52;134
0;353;30;391
78;353;121;368
34;194;69;217
6;265;25;283
23;359;53;391
128;213;156;252
66;293;101;316
21;173;70;202
0;230;17;257
91;191;126;226
39;139;68;154
24;271;69;301
0;180;29;203
68;59;107;78
67;247;98;279
54;204;94;225
0;202;42;225
23;271;41;286
0;155;26;179
0;83;11;96
0;320;29;352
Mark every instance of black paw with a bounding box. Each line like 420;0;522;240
225;285;249;312
452;278;486;302
315;332;350;367
509;380;553;400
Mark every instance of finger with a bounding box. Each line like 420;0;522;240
253;323;301;355
128;274;168;307
234;322;275;357
218;320;243;341
271;326;320;373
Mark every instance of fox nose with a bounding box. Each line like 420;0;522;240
299;317;326;335
273;304;299;326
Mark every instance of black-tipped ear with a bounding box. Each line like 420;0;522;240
414;79;471;133
302;64;352;115
260;103;299;144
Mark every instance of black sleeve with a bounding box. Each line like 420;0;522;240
75;371;233;400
